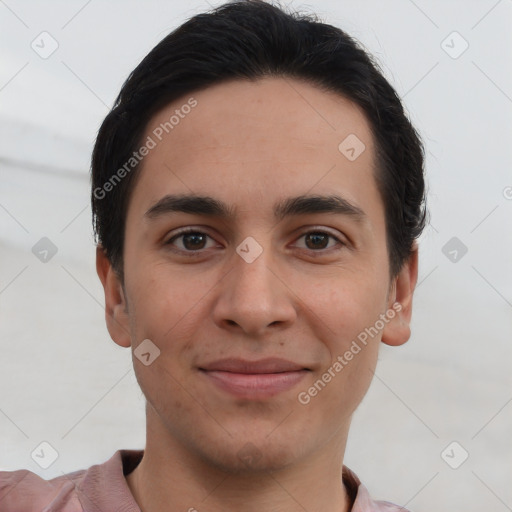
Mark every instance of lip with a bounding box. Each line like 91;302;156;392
200;357;308;373
199;358;310;399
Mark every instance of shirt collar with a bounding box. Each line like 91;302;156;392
80;449;379;511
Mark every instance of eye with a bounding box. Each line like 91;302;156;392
164;228;346;255
165;229;217;252
294;230;345;251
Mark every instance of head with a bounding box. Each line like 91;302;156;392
94;0;426;472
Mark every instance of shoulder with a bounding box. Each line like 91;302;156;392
0;466;85;511
343;465;410;512
0;449;143;512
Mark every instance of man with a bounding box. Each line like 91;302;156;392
0;1;426;510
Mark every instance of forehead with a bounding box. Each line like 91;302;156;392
128;77;382;225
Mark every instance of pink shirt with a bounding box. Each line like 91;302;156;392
0;450;408;511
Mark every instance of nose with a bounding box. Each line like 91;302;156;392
212;239;297;338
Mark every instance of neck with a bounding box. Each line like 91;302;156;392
126;409;351;512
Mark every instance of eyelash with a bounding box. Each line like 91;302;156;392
164;227;346;256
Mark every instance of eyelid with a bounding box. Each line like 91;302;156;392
164;227;217;246
292;226;347;250
164;225;349;253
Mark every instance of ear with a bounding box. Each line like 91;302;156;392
96;245;132;348
381;244;419;347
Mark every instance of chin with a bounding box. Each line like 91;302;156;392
212;452;295;476
198;436;303;475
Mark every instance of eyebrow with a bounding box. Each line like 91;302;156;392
144;193;366;223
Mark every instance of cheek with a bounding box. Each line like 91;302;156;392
307;269;387;343
305;271;387;412
127;261;205;342
325;342;379;421
127;267;203;407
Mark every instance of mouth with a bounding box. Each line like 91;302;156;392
198;358;310;399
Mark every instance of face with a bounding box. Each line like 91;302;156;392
98;77;417;472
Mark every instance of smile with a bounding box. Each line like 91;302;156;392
199;358;310;399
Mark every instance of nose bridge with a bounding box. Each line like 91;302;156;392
234;236;274;294
213;235;296;335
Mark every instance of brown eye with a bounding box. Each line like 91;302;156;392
296;230;343;251
304;232;330;250
165;230;216;252
181;232;207;250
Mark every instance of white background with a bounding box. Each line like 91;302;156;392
1;1;511;510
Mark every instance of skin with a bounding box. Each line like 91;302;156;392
97;77;418;512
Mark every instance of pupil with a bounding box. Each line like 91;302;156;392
184;233;205;250
181;233;329;251
307;233;328;249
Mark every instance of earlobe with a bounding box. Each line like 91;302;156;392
381;245;419;347
96;245;132;348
